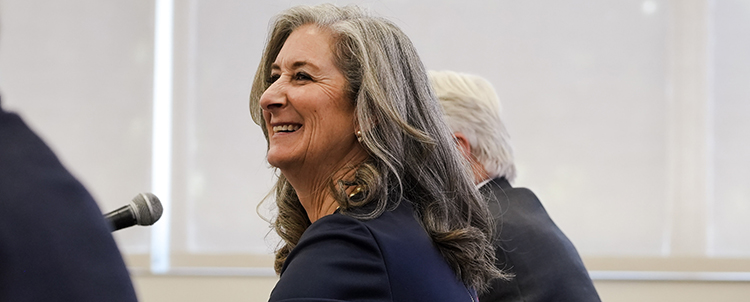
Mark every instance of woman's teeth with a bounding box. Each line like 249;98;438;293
273;124;300;133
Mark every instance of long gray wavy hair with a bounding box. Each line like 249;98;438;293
249;4;506;292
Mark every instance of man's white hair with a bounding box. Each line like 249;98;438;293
428;70;516;182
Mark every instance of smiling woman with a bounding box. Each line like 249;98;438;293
260;24;367;216
248;3;505;302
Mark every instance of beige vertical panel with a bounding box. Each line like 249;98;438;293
711;0;750;257
664;0;712;256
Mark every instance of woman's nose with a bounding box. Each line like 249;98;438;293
259;81;287;111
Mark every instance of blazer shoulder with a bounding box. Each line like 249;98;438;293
272;214;392;301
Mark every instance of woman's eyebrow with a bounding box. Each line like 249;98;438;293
271;61;320;71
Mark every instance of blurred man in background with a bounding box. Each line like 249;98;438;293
430;70;600;302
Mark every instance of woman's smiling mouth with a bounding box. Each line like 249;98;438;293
272;124;301;133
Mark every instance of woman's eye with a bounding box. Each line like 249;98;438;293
266;74;280;84
294;72;312;81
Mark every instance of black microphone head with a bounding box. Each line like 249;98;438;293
129;193;163;226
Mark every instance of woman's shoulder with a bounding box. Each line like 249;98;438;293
301;210;380;246
296;200;415;256
272;207;393;301
306;199;422;243
274;200;475;301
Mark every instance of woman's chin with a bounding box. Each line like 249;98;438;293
266;155;297;172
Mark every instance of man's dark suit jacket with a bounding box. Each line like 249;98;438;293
0;100;138;301
479;177;600;302
269;199;477;302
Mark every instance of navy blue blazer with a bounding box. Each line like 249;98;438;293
479;177;600;302
0;101;138;302
269;199;476;302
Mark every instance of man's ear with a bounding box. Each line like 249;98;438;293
453;131;489;184
453;132;472;159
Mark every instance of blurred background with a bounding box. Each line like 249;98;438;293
0;0;748;301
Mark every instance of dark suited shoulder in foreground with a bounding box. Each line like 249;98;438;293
0;99;138;301
480;177;600;302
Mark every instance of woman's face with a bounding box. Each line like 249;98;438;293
260;24;361;175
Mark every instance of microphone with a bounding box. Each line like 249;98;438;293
104;193;163;232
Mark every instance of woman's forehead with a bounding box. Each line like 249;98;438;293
272;25;336;68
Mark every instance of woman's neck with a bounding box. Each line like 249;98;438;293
281;146;369;223
293;180;339;223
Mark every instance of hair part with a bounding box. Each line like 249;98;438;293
249;4;507;292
